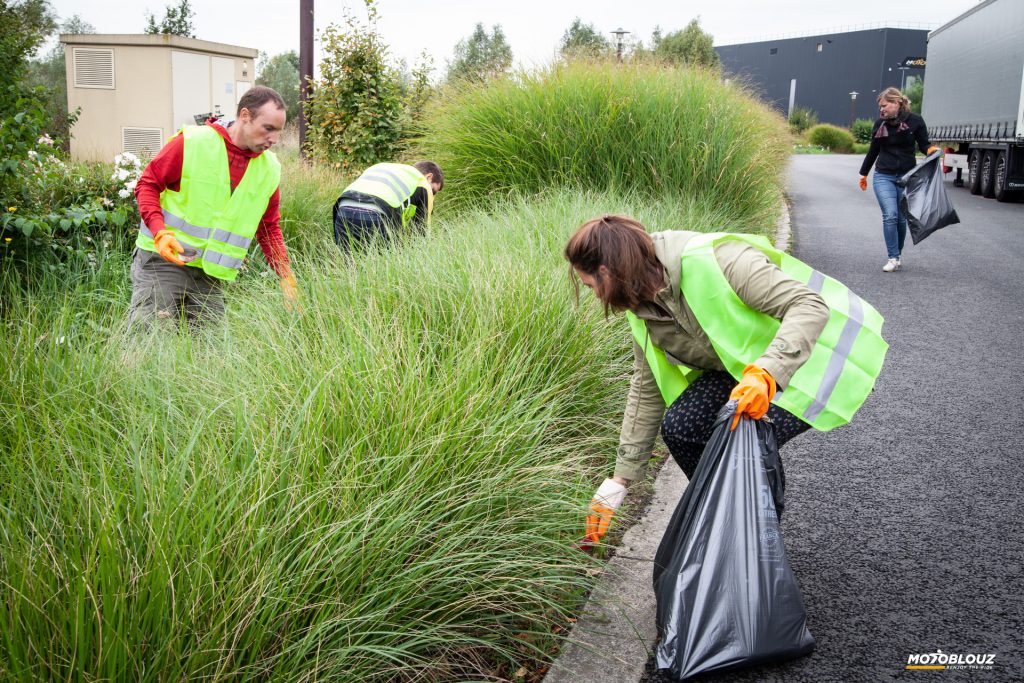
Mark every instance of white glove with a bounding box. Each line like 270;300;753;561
586;478;628;544
593;478;627;510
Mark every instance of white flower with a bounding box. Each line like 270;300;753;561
125;179;137;191
27;150;37;160
118;188;131;199
38;134;54;146
116;168;130;181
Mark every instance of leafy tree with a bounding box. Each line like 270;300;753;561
145;0;195;38
904;75;923;113
0;0;57;115
25;15;95;144
397;52;434;136
304;0;406;169
445;23;512;83
655;18;719;69
256;50;299;123
560;18;611;59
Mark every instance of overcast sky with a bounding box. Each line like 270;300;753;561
45;0;979;75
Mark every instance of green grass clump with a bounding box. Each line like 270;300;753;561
0;186;738;680
415;60;789;226
806;124;856;153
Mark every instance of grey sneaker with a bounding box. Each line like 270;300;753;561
882;258;901;272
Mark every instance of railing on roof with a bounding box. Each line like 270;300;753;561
719;22;937;47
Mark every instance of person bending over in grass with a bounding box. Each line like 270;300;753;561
332;161;443;252
565;215;887;547
130;85;299;328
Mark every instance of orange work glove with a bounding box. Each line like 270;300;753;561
859;176;868;192
729;364;777;430
583;478;627;547
153;229;186;266
926;146;940;156
280;273;301;313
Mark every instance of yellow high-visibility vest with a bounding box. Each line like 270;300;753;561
136;125;280;281
628;232;888;431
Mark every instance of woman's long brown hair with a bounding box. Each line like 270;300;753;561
564;214;665;316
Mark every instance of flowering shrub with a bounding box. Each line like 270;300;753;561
112;152;142;199
1;89;141;277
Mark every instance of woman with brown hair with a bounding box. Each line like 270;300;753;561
858;86;939;272
567;215;887;546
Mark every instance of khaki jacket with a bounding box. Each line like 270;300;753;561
615;231;829;481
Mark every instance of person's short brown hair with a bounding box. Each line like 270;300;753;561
564;214;665;316
413;160;444;191
237;86;286;117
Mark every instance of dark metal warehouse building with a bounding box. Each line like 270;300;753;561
715;27;928;126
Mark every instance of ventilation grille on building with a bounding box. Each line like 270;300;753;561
73;48;114;89
122;127;164;160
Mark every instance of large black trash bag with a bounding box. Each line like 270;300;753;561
652;403;815;680
898;150;960;245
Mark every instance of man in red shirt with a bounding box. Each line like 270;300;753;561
129;85;299;327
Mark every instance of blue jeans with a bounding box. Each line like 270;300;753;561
333;206;391;253
872;172;907;260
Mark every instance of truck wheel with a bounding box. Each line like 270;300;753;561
993;152;1011;202
980;151;996;198
968;149;982;195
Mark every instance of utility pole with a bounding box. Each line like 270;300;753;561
299;0;314;158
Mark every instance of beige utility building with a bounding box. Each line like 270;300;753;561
61;34;258;163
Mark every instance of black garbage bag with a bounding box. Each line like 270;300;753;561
898;150;960;245
653;403;814;680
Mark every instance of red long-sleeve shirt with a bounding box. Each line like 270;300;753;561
135;121;291;277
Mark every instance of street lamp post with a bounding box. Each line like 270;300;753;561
849;91;858;128
611;27;630;62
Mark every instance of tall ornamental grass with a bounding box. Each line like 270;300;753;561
416;60;790;227
0;187;728;681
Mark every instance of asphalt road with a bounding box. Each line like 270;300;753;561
682;155;1024;683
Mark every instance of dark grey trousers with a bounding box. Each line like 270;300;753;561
127;248;225;328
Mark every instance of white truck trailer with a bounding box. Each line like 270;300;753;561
921;0;1024;202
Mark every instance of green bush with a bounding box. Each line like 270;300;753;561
851;118;874;144
304;1;425;170
1;87;139;283
807;124;856;153
788;105;818;134
417;60;789;226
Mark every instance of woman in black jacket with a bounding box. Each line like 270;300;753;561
858;87;938;272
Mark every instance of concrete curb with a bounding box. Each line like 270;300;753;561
544;459;687;683
543;196;794;683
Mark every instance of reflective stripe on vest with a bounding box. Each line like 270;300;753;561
135;125;280;281
342;163;432;229
139;217;246;270
628;232;887;431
